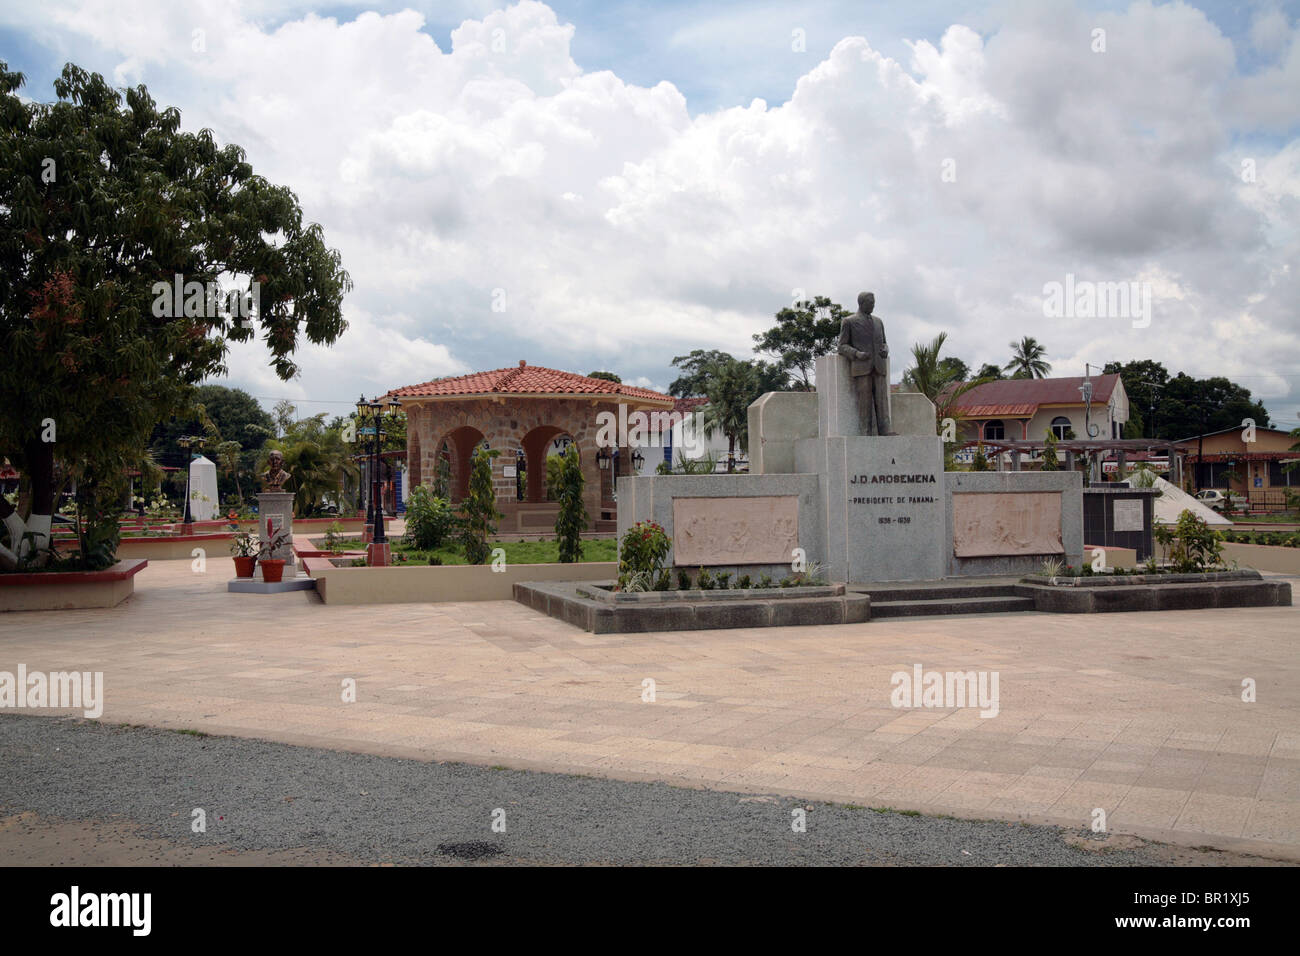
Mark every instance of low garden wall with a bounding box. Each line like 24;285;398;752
1221;541;1300;575
0;559;148;612
306;560;618;605
115;533;235;561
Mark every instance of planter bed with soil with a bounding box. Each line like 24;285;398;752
1016;568;1290;613
517;579;870;633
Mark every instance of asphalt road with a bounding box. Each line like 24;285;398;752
0;715;1288;866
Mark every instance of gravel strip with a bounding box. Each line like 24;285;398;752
0;714;1255;866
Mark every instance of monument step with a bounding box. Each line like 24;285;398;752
869;595;1036;618
855;583;1023;603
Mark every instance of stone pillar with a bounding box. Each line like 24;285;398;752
366;540;390;567
1011;449;1021;472
1116;450;1127;482
257;492;295;567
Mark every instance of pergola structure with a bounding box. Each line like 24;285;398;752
388;361;674;533
967;437;1184;484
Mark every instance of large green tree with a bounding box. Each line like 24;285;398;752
150;384;275;494
1157;373;1271;439
0;64;350;568
1102;359;1168;437
752;296;845;390
667;349;735;397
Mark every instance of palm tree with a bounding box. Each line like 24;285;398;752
902;331;994;438
700;357;755;471
902;332;956;401
1004;336;1051;379
263;414;359;516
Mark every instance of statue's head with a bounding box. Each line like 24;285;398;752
268;451;284;468
858;292;875;314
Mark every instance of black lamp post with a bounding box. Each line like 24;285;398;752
356;396;401;545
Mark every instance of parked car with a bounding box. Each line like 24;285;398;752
1194;489;1245;513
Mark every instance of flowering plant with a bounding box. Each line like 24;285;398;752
229;531;259;558
618;520;670;588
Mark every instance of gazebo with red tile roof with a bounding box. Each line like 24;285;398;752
389;361;673;530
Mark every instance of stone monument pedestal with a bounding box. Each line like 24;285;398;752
797;434;947;583
794;354;948;583
256;491;296;568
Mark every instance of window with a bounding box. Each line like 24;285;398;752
1269;460;1298;487
982;420;1005;441
1195;462;1236;488
1050;416;1072;440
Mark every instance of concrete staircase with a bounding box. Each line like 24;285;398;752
853;580;1036;619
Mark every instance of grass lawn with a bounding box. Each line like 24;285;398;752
312;537;617;565
394;538;618;565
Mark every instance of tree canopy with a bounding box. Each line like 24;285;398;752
669;350;785;470
0;63;351;566
752;296;845;390
1103;360;1271;439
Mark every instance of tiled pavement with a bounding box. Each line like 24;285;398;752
2;561;1298;859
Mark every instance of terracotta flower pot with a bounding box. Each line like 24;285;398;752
233;556;257;578
259;559;286;583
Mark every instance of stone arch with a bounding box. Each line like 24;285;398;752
520;424;575;502
436;424;487;502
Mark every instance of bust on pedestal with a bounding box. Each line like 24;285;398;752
257;451;295;568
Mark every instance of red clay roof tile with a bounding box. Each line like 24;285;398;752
389;364;673;403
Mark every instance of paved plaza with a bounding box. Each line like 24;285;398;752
2;560;1297;861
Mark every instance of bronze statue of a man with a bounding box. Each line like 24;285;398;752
837;291;896;436
260;450;292;491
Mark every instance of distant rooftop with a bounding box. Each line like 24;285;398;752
943;374;1123;418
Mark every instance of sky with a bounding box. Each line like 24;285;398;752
3;0;1299;430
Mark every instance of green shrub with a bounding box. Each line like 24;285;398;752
778;576;794;587
458;446;501;565
553;445;587;563
428;554;442;565
697;567;715;590
757;574;774;588
676;568;692;590
1156;509;1225;573
736;574;752;589
653;569;671;591
404;485;457;551
716;571;732;589
323;520;346;553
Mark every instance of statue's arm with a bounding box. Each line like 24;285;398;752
837;322;865;361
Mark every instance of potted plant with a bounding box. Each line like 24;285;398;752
230;531;259;578
257;528;293;583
